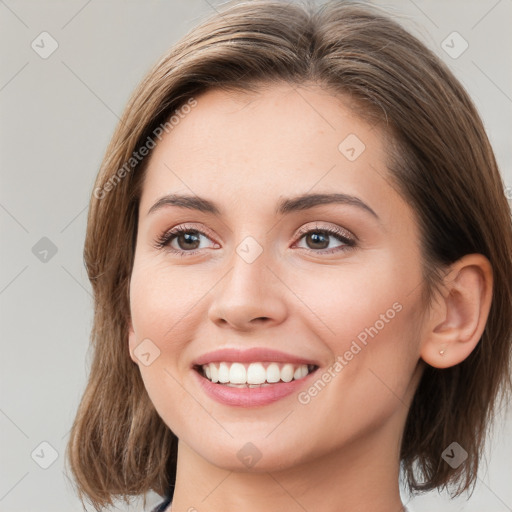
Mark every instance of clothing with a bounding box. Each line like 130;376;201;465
151;494;172;512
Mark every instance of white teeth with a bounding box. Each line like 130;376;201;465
218;362;229;383
266;363;281;383
200;361;313;385
229;362;246;384
281;364;294;382
210;364;219;383
247;362;267;384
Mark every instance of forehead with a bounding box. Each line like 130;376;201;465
139;84;403;224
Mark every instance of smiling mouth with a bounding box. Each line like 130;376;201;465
194;361;319;387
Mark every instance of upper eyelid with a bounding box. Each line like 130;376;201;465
295;223;356;241
162;222;355;245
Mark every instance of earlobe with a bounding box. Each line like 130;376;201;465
420;254;493;369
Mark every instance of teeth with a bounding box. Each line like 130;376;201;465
266;363;280;383
229;362;246;384
200;361;314;385
218;362;229;383
210;363;219;383
281;363;294;382
247;362;266;384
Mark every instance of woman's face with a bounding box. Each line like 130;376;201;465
128;83;427;472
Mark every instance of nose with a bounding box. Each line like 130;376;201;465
207;243;287;331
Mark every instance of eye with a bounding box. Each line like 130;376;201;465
293;224;356;254
154;222;356;257
153;223;218;256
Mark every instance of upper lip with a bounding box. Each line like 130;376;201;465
192;347;320;367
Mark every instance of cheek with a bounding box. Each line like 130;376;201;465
129;258;202;347
128;263;195;433
128;262;192;404
287;252;418;351
322;295;422;426
288;253;423;410
287;302;422;458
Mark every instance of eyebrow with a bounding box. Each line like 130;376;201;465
147;192;379;219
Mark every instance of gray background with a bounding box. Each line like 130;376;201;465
1;1;511;511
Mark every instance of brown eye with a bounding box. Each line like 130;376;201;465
295;225;356;254
173;230;202;251
304;232;330;250
154;225;217;255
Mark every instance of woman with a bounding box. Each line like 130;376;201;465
66;1;512;511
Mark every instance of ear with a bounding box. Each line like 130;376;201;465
420;254;493;369
128;318;139;364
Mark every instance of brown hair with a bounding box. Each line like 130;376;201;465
65;0;512;509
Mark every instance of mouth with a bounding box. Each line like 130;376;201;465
194;361;319;387
191;347;321;406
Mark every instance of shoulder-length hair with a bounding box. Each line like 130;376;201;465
65;1;512;510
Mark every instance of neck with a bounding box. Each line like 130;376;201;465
170;412;407;512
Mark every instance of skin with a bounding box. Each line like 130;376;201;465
128;83;493;512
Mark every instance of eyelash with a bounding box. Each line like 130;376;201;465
153;223;356;257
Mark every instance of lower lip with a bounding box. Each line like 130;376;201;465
193;369;316;407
